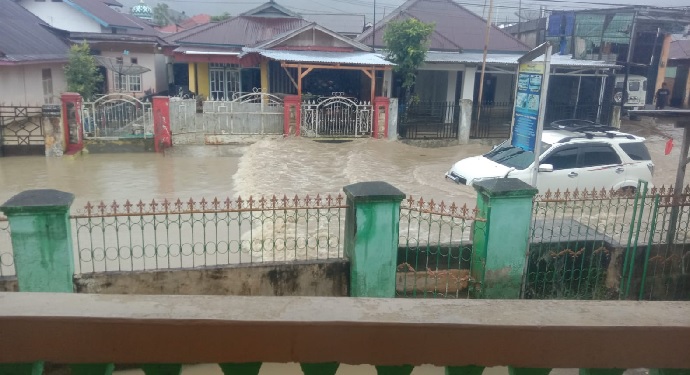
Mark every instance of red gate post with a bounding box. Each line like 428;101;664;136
61;93;83;155
373;97;390;139
283;95;301;137
153;96;172;153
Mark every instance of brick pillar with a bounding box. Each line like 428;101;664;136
0;190;75;292
283;95;301;137
153;96;172;153
373;97;390;139
343;181;405;297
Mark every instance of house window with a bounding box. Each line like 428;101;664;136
42;69;54;104
113;73;142;92
209;63;241;100
131;57;138;64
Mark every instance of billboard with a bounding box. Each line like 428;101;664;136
511;62;545;152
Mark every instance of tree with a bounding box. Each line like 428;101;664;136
64;42;102;100
153;3;171;27
210;12;231;22
382;18;435;102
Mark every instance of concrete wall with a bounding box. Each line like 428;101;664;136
0;63;67;106
74;260;349;296
84;138;154;153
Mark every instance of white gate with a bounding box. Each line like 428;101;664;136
301;94;372;137
82;94;152;138
204;91;284;135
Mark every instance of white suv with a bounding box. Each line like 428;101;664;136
446;121;654;193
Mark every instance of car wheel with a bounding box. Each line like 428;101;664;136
619;186;636;197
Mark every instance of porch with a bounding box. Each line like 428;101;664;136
1;292;689;375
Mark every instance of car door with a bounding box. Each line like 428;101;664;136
537;145;581;193
578;143;624;191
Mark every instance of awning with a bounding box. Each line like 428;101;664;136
243;49;394;66
424;51;620;69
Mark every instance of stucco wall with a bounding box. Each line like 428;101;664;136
0;63;67;106
18;0;102;32
74;260;349;296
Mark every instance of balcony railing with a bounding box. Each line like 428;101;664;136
0;292;689;373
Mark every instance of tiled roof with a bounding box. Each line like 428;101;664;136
356;0;529;53
177;16;310;47
0;0;69;63
65;0;142;29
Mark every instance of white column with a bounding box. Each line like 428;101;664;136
446;71;458;123
461;66;477;101
383;70;393;98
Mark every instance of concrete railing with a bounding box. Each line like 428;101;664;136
0;292;689;374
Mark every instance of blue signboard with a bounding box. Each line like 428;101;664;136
511;63;545;152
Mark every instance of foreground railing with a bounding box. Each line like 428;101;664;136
0;216;13;277
1;293;689;372
397;197;485;298
70;194;347;273
528;183;690;301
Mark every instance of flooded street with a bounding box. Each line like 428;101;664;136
0;117;687;210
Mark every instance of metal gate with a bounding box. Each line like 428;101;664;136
620;181;690;301
81;94;152;138
301;94;372;137
0;106;45;156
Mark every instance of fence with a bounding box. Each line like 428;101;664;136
397;197;485;298
544;101;613;125
470;101;513;139
70;194;347;274
301;95;372;137
398;101;459;140
526;181;690;301
169;97;199;134
0;216;13;277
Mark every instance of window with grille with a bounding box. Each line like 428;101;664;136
209;64;242;100
114;73;142;92
42;69;53;104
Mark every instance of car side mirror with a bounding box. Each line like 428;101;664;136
539;164;554;172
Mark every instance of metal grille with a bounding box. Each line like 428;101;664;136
0;216;14;277
0;106;45;156
70;194;347;274
203;91;284;135
397;197;485;298
470;101;513;139
526;181;690;301
82;94;152;138
301;94;372;137
398;101;459;140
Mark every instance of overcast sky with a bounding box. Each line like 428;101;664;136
119;0;690;25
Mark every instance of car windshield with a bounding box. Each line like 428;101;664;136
483;141;552;169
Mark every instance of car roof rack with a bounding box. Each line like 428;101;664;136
558;132;636;143
544;122;619;133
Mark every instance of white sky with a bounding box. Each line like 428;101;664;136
118;0;690;25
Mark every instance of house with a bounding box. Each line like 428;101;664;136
546;7;690;105
168;1;392;102
158;14;212;33
504;18;548;49
666;37;690;108
355;0;619;139
14;0;172;98
301;14;367;39
0;0;70;106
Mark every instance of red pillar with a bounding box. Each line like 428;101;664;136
61;92;83;154
373;97;390;139
283;95;301;137
153;96;171;153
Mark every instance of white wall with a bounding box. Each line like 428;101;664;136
100;50;168;97
19;0;102;32
0;63;67;106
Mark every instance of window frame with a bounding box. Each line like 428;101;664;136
580;143;622;168
541;145;580;171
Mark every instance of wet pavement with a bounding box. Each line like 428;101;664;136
0;117;686;212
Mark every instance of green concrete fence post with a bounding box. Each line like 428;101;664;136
343;181;406;297
0;362;44;375
0;190;75;292
472;179;538;299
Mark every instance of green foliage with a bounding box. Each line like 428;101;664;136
153;3;171;27
383;18;435;98
64;42;102;100
210;12;231;22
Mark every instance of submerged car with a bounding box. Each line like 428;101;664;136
445;123;654;193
